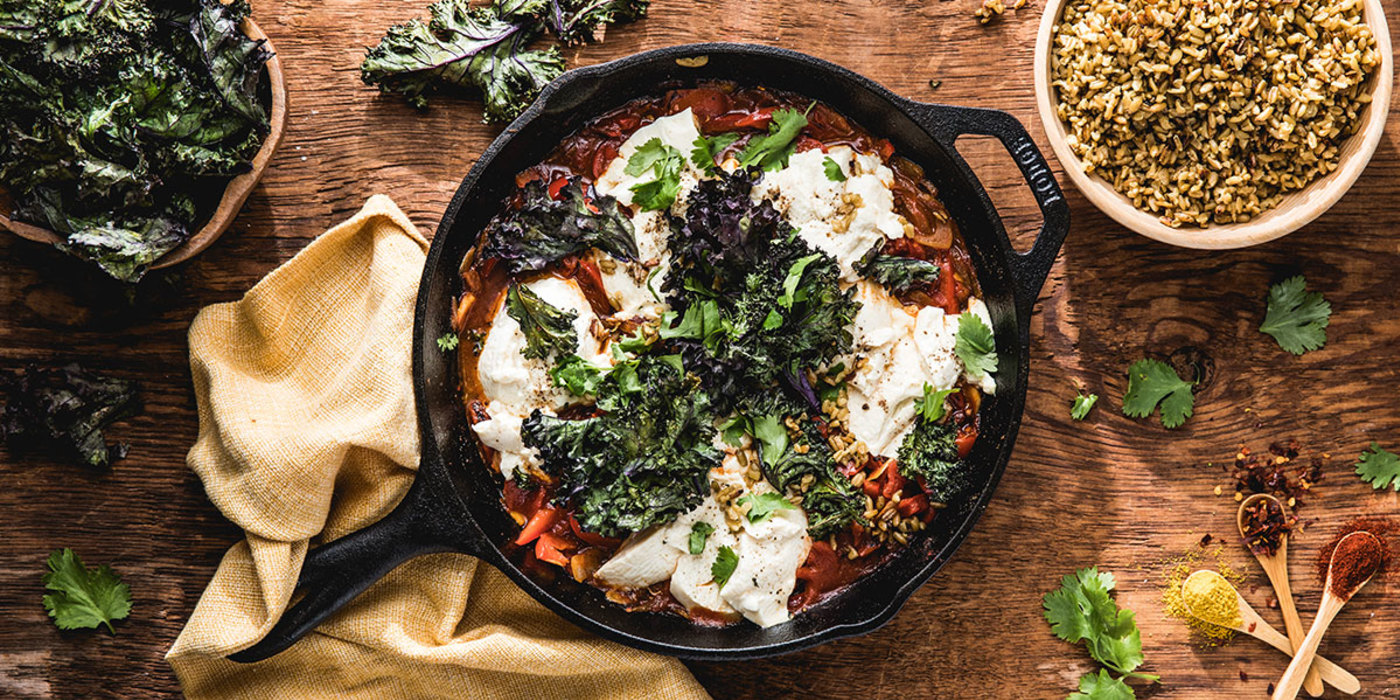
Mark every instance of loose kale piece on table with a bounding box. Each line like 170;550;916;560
1;365;140;468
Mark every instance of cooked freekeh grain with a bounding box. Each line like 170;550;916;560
1051;0;1380;227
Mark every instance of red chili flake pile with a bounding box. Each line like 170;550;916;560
1240;496;1294;557
1222;441;1325;509
1315;516;1396;600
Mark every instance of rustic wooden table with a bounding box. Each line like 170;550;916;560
3;0;1400;697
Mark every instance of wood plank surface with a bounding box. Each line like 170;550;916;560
3;0;1400;697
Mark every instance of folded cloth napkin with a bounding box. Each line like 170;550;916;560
167;196;711;700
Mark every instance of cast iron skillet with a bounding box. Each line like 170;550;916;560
230;43;1069;663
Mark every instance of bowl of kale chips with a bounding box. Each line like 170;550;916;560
0;0;287;283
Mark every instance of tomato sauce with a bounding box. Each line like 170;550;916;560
459;82;987;626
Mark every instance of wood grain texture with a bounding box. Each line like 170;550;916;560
2;0;1400;697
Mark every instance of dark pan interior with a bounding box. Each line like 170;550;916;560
415;44;1034;658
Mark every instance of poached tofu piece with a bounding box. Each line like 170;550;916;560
471;276;608;480
750;147;907;281
845;282;996;458
722;498;810;627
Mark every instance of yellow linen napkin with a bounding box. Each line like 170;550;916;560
167;195;711;700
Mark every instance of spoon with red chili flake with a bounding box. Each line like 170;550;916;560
1272;531;1389;700
1237;494;1322;697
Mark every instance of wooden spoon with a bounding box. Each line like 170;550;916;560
1181;571;1359;694
1238;494;1322;696
1272;532;1383;700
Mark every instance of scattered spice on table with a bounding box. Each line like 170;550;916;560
1222;441;1325;512
1240;497;1294;557
1316;516;1395;600
1181;570;1243;630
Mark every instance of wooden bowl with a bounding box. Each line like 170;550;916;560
1033;0;1393;249
0;19;287;269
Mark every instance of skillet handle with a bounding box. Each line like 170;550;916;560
227;479;453;663
907;103;1070;319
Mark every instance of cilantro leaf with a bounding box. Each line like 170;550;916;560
626;137;685;211
750;414;789;468
436;332;459;351
690;132;740;174
659;299;733;351
711;545;739;588
1260;275;1331;355
505;284;578;360
737;105;813;171
689;521;715;555
549;354;609;396
954;313;998;380
1356;442;1400;491
1069;669;1136;700
42;549;131;633
778;254;822;309
823;156;847;182
1071;393;1098;421
1042;567;1146;675
738;491;796;522
917;383;958;422
1121;359;1194;429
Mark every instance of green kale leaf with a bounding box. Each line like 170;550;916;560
522;356;722;536
505;284;578;361
542;0;649;45
861;253;942;295
481;178;637;274
897;419;966;503
1;364;139;468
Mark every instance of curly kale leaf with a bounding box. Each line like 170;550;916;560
505;284;578;361
541;0;648;45
187;0;272;128
897;419;967;504
1;364;140;468
860;251;941;295
522;356;721;537
480;178;637;274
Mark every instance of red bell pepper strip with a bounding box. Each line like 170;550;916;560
514;506;560;546
535;532;572;566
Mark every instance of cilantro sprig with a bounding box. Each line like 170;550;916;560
737;105;813;171
690;132;740;175
1043;567;1157;699
1071;393;1098;421
738;491;796;523
1260;275;1331;355
1355;442;1400;491
436;332;459;352
42;549;132;633
822;156;846;182
955;313;998;380
1121;359;1194;429
688;521;715;555
626;138;686;211
711;545;739;588
918;383;958;422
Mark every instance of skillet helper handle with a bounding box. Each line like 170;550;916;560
910;103;1070;319
227;481;451;663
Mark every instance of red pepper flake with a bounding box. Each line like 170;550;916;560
1199;533;1213;546
1240;497;1293;556
1239;669;1249;682
1247;621;1257;633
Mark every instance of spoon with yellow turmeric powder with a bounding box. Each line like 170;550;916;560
1181;570;1359;695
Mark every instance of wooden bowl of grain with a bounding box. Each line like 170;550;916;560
0;19;287;270
1033;0;1392;249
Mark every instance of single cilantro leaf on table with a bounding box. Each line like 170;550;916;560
955;313;998;380
737;105;813;171
1260;275;1331;355
1121;359;1194;429
688;521;714;555
738;491;796;523
1042;567;1146;675
505;284;578;360
1356;442;1400;491
917;383;958;422
625;137;685;210
0;364;139;468
1069;669;1136;700
822;156;846;181
42;549;132;633
1071;393;1098;421
690;132;740;174
711;545;739;588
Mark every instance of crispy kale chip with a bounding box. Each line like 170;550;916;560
896;419;967;504
505;283;578;360
522;356;721;537
744;394;865;539
480;178;637;274
0;0;271;282
361;0;646;121
661;170;858;414
1;364;140;468
859;248;942;295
